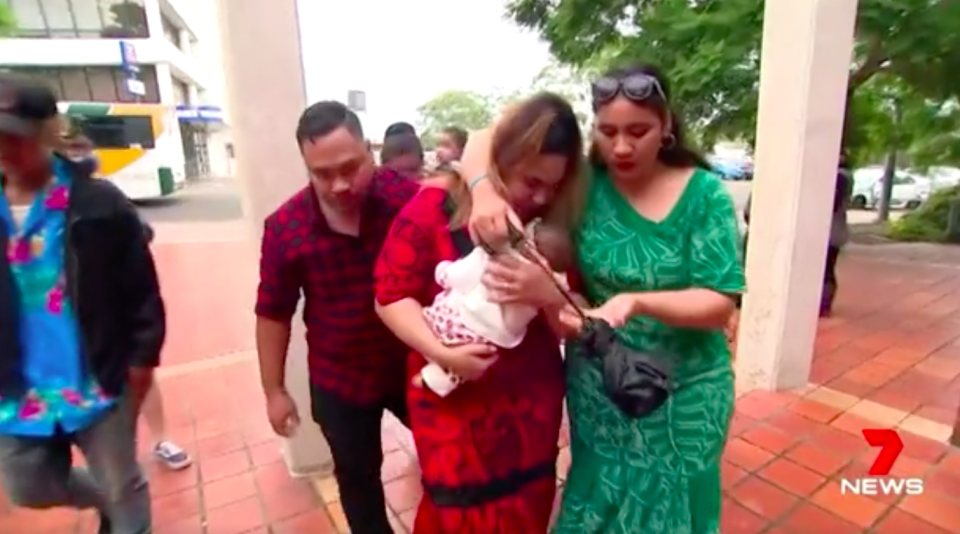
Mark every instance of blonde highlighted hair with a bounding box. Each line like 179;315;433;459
444;92;587;234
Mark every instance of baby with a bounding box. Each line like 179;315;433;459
415;222;572;396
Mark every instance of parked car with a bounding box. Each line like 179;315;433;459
851;167;882;209
867;172;930;210
852;166;929;210
708;156;750;180
921;166;960;191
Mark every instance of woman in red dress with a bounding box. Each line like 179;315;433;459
374;93;585;533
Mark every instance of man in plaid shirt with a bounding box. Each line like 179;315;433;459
256;101;435;534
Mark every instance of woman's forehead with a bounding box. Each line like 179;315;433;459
596;98;662;125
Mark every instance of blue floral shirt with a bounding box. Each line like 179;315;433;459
0;159;115;436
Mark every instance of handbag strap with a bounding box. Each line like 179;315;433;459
505;220;589;323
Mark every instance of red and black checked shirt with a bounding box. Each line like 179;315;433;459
255;169;419;404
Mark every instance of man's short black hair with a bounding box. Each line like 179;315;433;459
380;133;424;164
295;101;364;146
384;122;416;139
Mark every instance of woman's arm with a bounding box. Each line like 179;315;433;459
373;189;497;377
459;127;522;244
614;289;735;330
375;299;452;363
373;188;447;361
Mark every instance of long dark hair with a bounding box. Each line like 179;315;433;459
589;64;710;171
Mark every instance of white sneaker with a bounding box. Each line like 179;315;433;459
154;441;192;470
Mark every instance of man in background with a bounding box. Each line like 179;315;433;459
379;132;424;178
383;121;417;140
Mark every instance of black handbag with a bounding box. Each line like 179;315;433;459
575;315;674;418
499;221;674;419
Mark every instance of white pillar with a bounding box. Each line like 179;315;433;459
143;0;163;40
735;0;859;391
178;28;193;56
154;63;176;105
216;0;333;476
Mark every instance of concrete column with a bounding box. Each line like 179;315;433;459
735;0;859;391
178;28;193;56
187;84;200;106
216;0;333;476
143;0;164;40
154;63;176;105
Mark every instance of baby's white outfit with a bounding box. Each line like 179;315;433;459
421;247;539;397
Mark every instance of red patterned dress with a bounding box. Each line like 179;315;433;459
374;188;565;533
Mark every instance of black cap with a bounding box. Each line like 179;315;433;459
0;72;59;137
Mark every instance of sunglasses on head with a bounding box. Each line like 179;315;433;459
591;74;667;107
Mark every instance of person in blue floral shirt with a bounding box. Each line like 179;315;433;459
0;73;165;534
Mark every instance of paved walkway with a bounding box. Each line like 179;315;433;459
0;232;958;534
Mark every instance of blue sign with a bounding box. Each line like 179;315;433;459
119;41;139;73
176;105;225;123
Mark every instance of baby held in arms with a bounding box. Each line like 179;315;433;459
415;222;572;397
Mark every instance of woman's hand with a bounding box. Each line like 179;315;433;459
586;293;641;328
431;343;499;381
460;127;523;246
483;253;564;308
468;183;523;248
557;304;586;338
724;310;740;344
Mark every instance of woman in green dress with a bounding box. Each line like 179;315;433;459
468;64;745;533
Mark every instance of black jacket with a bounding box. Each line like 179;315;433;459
0;156;166;398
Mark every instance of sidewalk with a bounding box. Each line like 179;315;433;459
0;239;958;533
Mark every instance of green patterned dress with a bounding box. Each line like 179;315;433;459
553;167;745;534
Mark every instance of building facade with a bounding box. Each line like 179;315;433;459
0;0;233;180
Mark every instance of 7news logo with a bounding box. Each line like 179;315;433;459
839;429;924;496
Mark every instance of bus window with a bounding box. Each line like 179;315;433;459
71;115;156;149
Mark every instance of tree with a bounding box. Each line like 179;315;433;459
101;2;149;38
489;61;595;134
530;60;593;133
506;0;960;149
416;90;494;147
0;3;16;37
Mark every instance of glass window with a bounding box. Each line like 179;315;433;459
139;65;160;103
60;68;94;101
7;68;65;99
7;0;47;36
3;67;159;104
172;79;189;105
42;0;76;37
88;67;120;101
71;115;155;149
70;0;105;37
97;0;148;38
161;13;179;47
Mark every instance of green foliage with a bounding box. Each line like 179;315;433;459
506;0;960;156
847;75;960;168
417;62;596;146
0;2;16;36
500;60;594;134
416;90;493;147
886;185;960;242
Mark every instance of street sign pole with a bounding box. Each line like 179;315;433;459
119;41;146;102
